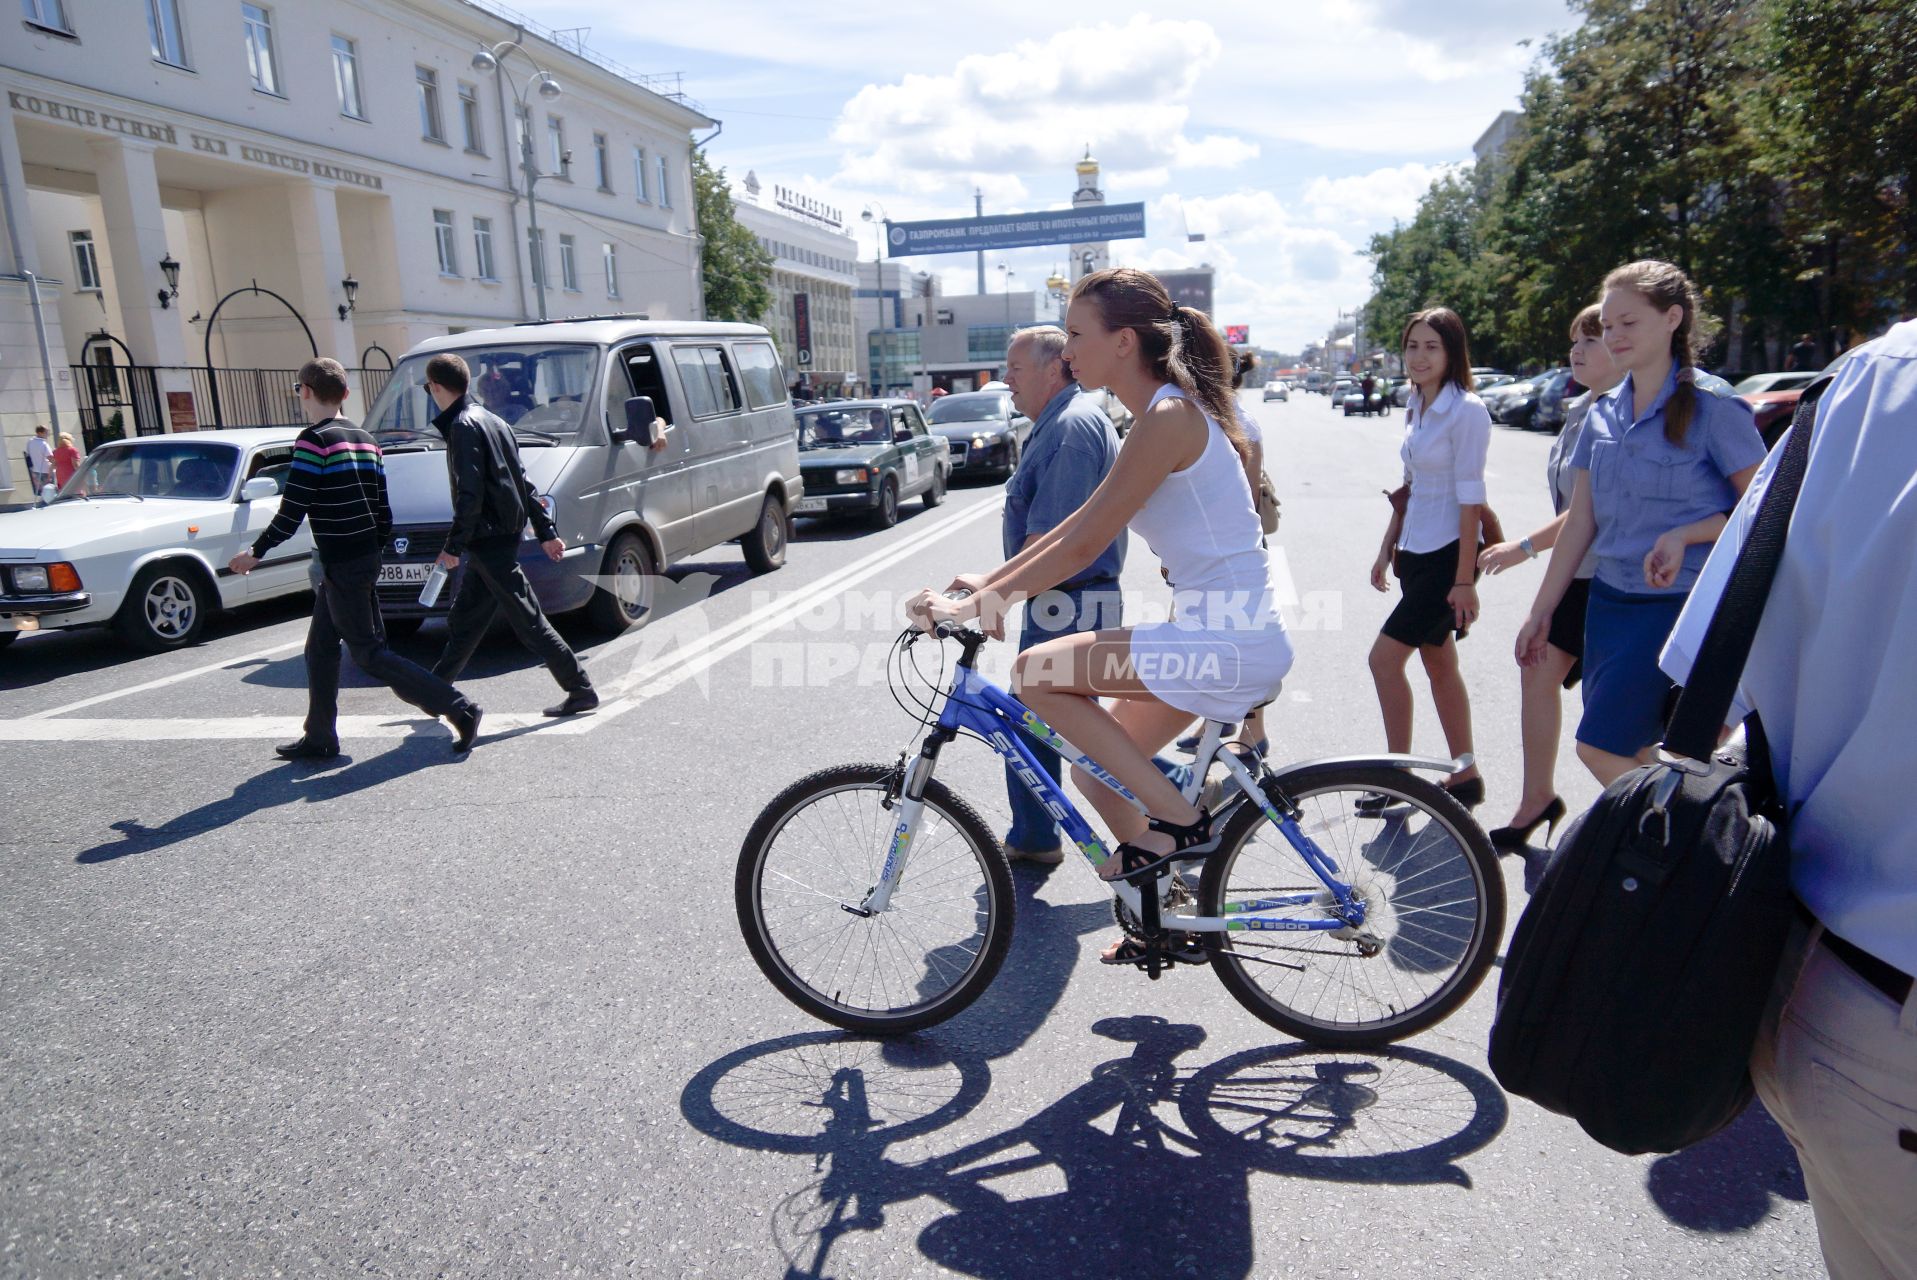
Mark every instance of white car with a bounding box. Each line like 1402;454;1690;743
1261;383;1289;401
0;429;315;652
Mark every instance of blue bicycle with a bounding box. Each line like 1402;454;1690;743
736;622;1503;1048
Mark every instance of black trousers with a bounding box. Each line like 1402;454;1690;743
306;551;470;744
432;536;590;692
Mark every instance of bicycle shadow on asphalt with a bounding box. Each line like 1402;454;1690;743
73;722;458;864
681;1018;1508;1280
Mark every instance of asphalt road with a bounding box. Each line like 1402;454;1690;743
0;391;1817;1278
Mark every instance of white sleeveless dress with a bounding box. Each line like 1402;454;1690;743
1125;385;1294;721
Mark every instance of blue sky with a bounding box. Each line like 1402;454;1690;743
516;0;1575;352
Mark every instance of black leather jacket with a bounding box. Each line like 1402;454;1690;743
435;395;558;555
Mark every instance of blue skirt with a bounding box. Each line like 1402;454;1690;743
1577;579;1687;757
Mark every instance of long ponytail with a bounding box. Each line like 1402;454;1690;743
1072;267;1253;472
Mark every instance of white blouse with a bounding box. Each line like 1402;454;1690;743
1398;382;1492;555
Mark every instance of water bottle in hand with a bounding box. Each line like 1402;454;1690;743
418;562;451;608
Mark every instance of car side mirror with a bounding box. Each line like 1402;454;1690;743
622;396;662;446
239;477;279;502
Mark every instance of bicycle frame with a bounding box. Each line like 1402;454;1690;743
859;648;1413;936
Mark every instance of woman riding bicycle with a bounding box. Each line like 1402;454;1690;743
907;269;1293;959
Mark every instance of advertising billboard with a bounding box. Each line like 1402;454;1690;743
886;203;1147;257
1223;325;1249;345
793;292;812;366
1153;269;1215;317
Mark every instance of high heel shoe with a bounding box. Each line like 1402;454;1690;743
1443;777;1486;810
1488;796;1566;850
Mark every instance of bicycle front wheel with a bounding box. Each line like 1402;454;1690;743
1199;765;1503;1048
736;763;1014;1034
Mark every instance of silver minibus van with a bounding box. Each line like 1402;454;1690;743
363;318;801;632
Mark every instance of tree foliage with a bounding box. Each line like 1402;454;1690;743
693;152;774;323
1365;0;1913;373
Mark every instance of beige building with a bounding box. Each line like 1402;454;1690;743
0;0;712;502
731;174;858;397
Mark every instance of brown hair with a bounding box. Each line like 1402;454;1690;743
1232;349;1257;390
1400;307;1475;394
1569;303;1602;341
1070;267;1250;469
425;352;471;395
297;357;349;405
1601;259;1716;446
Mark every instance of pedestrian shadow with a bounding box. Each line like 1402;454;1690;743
681;1018;1507;1280
73;724;454;864
1644;1100;1807;1231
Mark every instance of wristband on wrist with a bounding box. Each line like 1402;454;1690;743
1520;535;1537;559
1454;581;1475;588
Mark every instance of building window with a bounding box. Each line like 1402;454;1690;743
593;133;610;191
433;210;458;276
527;227;545;287
632;146;649;202
147;0;187;66
68;230;100;291
331;36;364;119
547;116;567;176
416;66;444;142
23;0;71;33
657;155;671;208
473;216;497;281
602;242;618;298
458;83;483;153
512;103;530;160
559;234;579;291
241;4;280;95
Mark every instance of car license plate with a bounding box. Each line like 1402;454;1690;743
378;562;432;585
0;614;40;633
794;498;828;514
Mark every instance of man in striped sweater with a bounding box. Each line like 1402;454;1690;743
229;358;482;757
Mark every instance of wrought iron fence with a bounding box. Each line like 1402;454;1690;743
68;365;399;449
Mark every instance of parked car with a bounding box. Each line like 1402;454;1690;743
1085;387;1133;437
366;319;801;635
1487;368;1573;430
1328;376;1356;407
1474;373;1517;393
1262;382;1289;402
791;399;947;528
0;428;313;652
1530;369;1585;434
925;390;1030;479
1734;371;1822;447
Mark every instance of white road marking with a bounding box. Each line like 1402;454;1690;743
24;638;307;720
0;498;1002;744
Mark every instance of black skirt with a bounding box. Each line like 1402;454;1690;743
1549;576;1591;688
1383;541;1478;648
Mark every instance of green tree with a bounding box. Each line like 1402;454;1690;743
1750;0;1917;352
693;152;773;323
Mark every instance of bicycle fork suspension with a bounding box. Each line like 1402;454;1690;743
853;732;950;916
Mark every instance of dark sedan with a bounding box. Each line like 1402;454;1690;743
926;391;1030;480
791;400;948;529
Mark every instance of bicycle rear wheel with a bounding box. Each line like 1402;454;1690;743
1198;765;1503;1048
736;762;1014;1034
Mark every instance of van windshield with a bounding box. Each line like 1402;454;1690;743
365;344;601;447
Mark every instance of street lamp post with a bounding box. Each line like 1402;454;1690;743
998;264;1016;328
472;42;562;321
1046;268;1068;322
860;203;887;396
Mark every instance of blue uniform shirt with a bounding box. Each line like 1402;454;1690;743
1570;365;1766;594
1002;383;1126;582
1662;321;1917;975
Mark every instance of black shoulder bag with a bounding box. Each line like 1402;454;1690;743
1488;378;1829;1156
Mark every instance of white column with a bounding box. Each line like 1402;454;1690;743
282;180;359;398
90;136;190;369
1;108;78;499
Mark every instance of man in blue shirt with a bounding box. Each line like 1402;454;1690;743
999;326;1126;862
1662;321;1917;1279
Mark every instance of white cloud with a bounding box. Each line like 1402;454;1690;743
1302;162;1460;225
829;18;1257;195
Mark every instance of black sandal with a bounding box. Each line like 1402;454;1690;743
1100;809;1215;884
1099;934;1211;967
